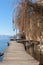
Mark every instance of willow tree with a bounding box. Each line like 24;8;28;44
12;0;43;41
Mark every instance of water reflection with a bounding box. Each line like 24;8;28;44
0;39;10;62
0;56;3;62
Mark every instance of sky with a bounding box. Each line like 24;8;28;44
0;0;37;36
0;0;14;35
0;0;22;36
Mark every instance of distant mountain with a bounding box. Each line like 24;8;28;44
0;35;13;39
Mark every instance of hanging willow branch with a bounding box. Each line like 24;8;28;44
12;0;43;41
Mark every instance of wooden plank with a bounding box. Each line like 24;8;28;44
0;41;39;65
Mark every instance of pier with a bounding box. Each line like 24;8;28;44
0;41;39;65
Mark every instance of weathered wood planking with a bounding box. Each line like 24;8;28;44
0;41;39;65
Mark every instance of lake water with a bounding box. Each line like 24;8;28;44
0;35;11;62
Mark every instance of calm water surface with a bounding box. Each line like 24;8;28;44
0;36;11;62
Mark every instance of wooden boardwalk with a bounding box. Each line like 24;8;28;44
0;41;39;65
